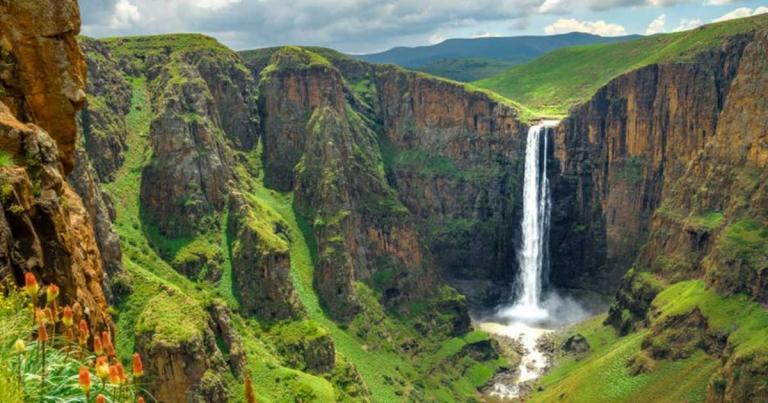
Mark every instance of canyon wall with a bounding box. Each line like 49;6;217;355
551;29;767;403
551;34;754;293
0;0;112;332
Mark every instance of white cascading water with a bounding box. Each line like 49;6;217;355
482;121;559;399
503;121;554;321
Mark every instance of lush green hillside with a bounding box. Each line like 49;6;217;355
475;14;768;116
414;57;514;82
356;32;640;70
532;280;768;402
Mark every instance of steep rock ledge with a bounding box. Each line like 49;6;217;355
0;0;112;331
373;66;529;304
257;48;438;319
552;34;753;292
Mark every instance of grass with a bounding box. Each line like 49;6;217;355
0;151;15;168
533;279;768;402
532;314;718;403
652;280;768;356
474;14;768;116
415;57;515;82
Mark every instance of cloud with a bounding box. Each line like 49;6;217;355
109;0;141;29
673;18;702;32
713;6;768;23
586;0;693;11
81;0;557;53
544;18;627;36
645;14;666;35
706;0;741;4
538;0;568;13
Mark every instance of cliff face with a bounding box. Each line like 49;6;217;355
551;34;752;292
0;0;112;331
257;48;441;319
373;67;529;304
551;29;768;402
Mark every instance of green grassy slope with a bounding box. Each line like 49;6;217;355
474;14;768;117
531;280;768;402
414;57;514;82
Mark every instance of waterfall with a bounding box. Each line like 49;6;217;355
504;121;555;321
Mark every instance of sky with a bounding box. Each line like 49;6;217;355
79;0;768;54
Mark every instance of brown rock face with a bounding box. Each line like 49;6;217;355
0;0;87;173
228;192;301;320
257;50;441;319
373;67;529;304
136;42;259;239
0;0;112;332
135;290;230;402
78;37;132;181
551;34;754;292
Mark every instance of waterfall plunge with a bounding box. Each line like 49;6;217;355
500;121;556;322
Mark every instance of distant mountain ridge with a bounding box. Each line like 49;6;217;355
353;32;641;81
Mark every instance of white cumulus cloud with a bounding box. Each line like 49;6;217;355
645;14;666;35
714;6;768;23
673;18;702;32
544;18;627;36
109;0;141;29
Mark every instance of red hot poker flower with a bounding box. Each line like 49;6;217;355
108;364;120;384
95;356;109;381
138;397;146;403
78;319;89;346
115;362;126;383
101;331;115;357
96;394;106;403
93;336;103;355
78;366;91;392
132;353;144;378
37;322;49;342
62;306;73;327
24;273;39;297
46;284;60;304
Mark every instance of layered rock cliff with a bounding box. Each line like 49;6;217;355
548;27;768;403
0;0;112;332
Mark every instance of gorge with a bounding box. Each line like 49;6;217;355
1;1;767;402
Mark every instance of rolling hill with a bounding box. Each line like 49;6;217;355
474;13;768;116
354;32;640;81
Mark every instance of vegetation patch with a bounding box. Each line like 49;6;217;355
475;14;768;116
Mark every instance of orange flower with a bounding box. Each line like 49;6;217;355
108;364;120;384
93;336;103;355
101;331;115;357
132;353;144;378
96;394;106;403
116;362;126;383
138;397;146;403
78;366;91;393
78;319;89;346
95;356;109;381
46;284;60;304
37;322;48;342
62;306;73;327
24;272;39;297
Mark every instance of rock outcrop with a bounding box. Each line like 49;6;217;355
135;290;230;402
257;48;439;319
0;0;112;332
228;191;301;320
77;37;131;181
